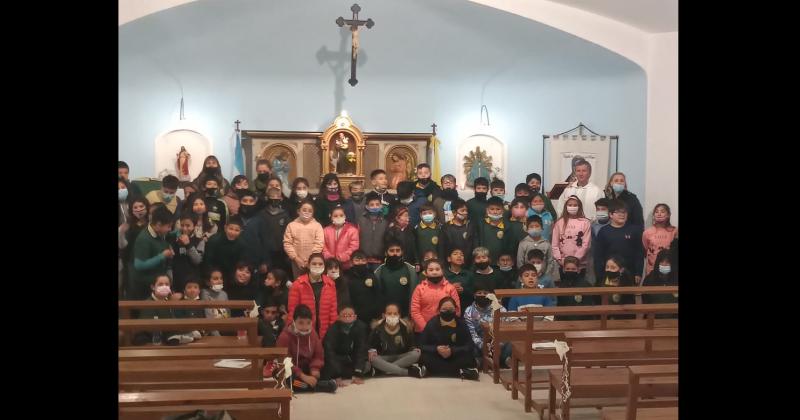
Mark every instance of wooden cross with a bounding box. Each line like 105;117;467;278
336;4;374;86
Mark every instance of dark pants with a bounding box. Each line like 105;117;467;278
421;351;476;377
321;354;368;380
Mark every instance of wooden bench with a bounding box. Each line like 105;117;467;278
547;330;678;420
601;365;678;420
119;388;292;420
119;317;262;348
487;286;679;383
506;304;678;416
119;346;287;391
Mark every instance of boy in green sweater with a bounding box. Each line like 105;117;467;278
415;203;443;260
204;215;246;285
374;240;419;318
129;206;176;300
466;177;489;223
444;248;475;308
472;196;511;263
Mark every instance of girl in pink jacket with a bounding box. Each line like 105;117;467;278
322;207;360;270
642;203;678;275
283;200;325;279
410;259;461;333
551;195;592;270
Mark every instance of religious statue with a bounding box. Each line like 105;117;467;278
463;146;494;188
351;26;360;60
388;152;410;189
330;132;355;174
272;152;291;197
176;146;191;181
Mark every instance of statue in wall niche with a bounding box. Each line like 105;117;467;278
463;146;494;188
272;152;291;196
176;146;191;181
331;131;356;174
388;152;410;189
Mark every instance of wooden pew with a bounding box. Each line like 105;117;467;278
119;300;259;348
601;365;679;420
119;346;287;391
119;317;261;348
506;304;677;416
547;330;678;420
119;389;292;420
486;286;678;383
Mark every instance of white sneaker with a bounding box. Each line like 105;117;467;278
191;330;202;340
178;334;194;344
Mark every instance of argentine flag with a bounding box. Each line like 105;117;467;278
232;129;245;178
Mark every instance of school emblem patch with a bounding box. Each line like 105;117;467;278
395;336;404;346
365;278;373;287
574;295;583;303
399;277;408;286
496;230;504;239
463;231;468;239
612;294;621;303
432;236;439;245
451;333;457;343
279;218;285;226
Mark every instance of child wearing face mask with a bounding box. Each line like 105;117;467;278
368;303;424;377
134;274;192;346
395;181;426;228
410;259;461;334
358;193;389;272
236;191;270;277
419;297;480;380
464;283;512;368
346;251;382;325
315;173;356;226
384;206;419;269
642;203;678;276
375;241;419;318
277;304;338;393
490;179;509;211
473;196;512;264
641;250;678;314
555;257;597;321
600;256;636;319
593;200;644;284
283;201;324;279
223;175;250;216
368;169;398;216
505;198;530;260
325;258;350;310
258;298;285;348
524;250;555;288
175;278;205;339
343;181;367;224
201;178;229;233
441;199;475;270
204;216;246;284
551;195;592;272
591;198;611;238
432;174;459;224
201;268;230;336
444;248;475;308
287;253;338;339
471;247;502;298
466;177;490;224
527;193;555;242
226;262;259;315
262;187;292;274
322;305;371;386
323;206;360;271
287;177;313;220
413;163;442;201
517;217;558;283
525;173;558;217
496;253;518;290
415;203;444;261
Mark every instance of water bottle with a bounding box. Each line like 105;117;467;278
152;316;162;345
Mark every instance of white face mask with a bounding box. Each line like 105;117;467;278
327;270;340;279
532;204;545;212
566;206;579;215
385;315;400;326
155;285;171;298
400;197;413;205
296;190;308;198
332;216;346;226
310;266;325;275
533;263;543;273
211;284;224;292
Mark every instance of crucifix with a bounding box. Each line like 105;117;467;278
336;4;374;86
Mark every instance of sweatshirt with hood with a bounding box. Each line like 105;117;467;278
276;321;325;377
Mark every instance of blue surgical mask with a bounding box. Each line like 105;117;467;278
527;228;542;238
488;214;503;221
421;214;435;224
118;188;128;201
612;184;625;193
595;211;609;222
162;192;174;203
367;207;382;215
658;265;671;275
493;193;506;201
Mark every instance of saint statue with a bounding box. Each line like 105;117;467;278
330;132;355;174
272;152;291;197
176;146;191;181
389;153;409;189
463;147;494;188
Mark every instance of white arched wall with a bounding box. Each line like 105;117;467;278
119;0;678;223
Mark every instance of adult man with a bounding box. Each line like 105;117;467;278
560;159;603;221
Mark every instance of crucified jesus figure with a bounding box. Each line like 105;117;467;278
351;26;359;60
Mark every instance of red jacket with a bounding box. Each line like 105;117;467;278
287;274;338;340
322;222;360;270
276;322;325;377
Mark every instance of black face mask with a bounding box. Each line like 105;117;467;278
234;189;249;199
350;192;365;201
239;204;256;217
386;255;404;268
475;296;490;308
269;199;282;207
426;276;443;284
605;271;621;279
351;264;370;275
417;177;430;186
205;188;218;197
474;261;489;270
441;189;459;201
475;192;488;201
257;173;270;181
439;310;456;321
204;166;219;174
562;272;579;284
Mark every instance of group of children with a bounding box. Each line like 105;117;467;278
118;157;679;392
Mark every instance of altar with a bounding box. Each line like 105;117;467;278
242;114;432;194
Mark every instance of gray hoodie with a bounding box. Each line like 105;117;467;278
517;235;560;282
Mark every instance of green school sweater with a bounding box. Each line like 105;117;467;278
415;221;443;259
375;262;418;317
466;198;488;226
473;217;511;263
130;225;172;298
445;266;475;308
